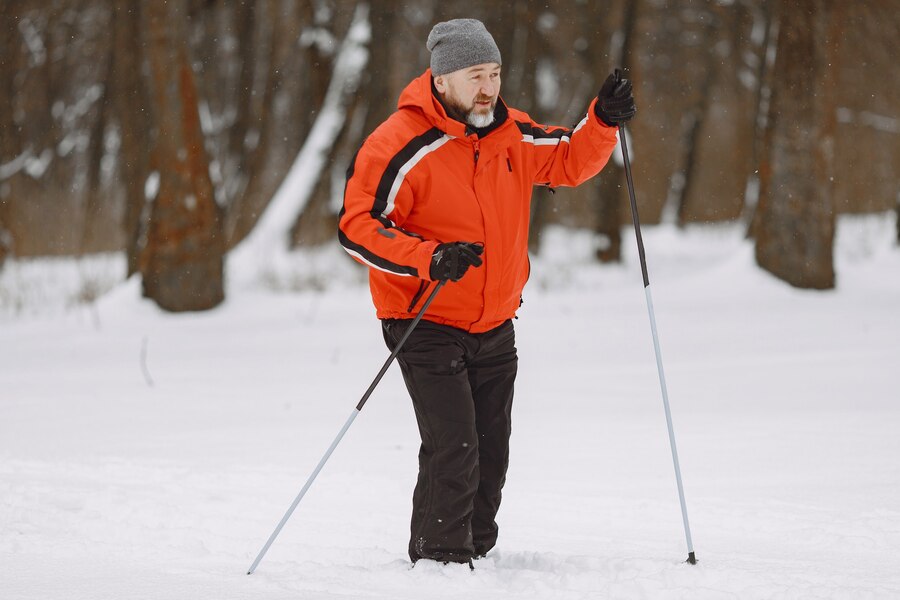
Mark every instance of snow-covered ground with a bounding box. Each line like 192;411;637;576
2;215;899;599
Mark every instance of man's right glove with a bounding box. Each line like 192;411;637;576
429;242;484;282
594;69;636;127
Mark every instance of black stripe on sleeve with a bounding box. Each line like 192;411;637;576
337;133;439;278
372;127;445;217
515;121;573;139
338;229;419;277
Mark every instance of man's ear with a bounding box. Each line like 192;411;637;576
433;75;447;94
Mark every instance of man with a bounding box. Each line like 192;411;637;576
338;18;635;567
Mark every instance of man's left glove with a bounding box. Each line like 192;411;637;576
594;69;636;127
430;242;484;282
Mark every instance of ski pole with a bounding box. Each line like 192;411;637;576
618;108;697;566
247;279;447;575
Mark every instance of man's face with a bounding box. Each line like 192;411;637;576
434;63;502;128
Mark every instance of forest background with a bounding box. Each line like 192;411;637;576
1;0;898;311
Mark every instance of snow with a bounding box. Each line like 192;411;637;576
2;214;899;599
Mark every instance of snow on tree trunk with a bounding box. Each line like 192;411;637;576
755;0;838;290
228;4;369;284
140;0;225;311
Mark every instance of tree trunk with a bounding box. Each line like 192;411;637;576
230;3;368;265
485;1;542;251
80;49;112;255
673;5;721;227
755;0;838;289
225;0;312;249
360;0;396;142
0;1;20;260
141;0;225;311
112;4;152;276
744;0;776;235
896;193;900;245
187;0;255;237
590;0;638;262
293;1;369;248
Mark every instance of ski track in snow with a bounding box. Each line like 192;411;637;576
2;218;900;599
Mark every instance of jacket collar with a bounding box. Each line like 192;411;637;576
398;69;510;139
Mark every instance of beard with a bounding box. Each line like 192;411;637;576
444;92;497;129
466;103;496;128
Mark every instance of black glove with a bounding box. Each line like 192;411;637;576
430;242;484;282
594;69;636;127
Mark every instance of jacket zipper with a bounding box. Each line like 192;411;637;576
473;138;480;163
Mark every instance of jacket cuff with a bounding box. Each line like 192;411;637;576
417;240;440;281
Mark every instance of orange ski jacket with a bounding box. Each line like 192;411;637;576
339;69;619;333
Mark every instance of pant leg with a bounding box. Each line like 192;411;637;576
382;319;479;563
467;320;518;556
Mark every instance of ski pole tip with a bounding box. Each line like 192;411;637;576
686;552;698;565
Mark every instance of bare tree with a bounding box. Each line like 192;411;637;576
2;1;896;290
655;2;720;226
587;0;637;262
742;0;776;234
0;2;20;262
230;2;369;266
3;1;72;255
490;1;549;252
220;0;312;248
190;0;262;247
112;4;152;277
79;7;114;255
293;1;368;248
140;0;225;311
754;0;840;289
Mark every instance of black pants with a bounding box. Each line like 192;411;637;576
382;318;518;563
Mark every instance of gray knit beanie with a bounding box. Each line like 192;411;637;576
426;19;502;76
